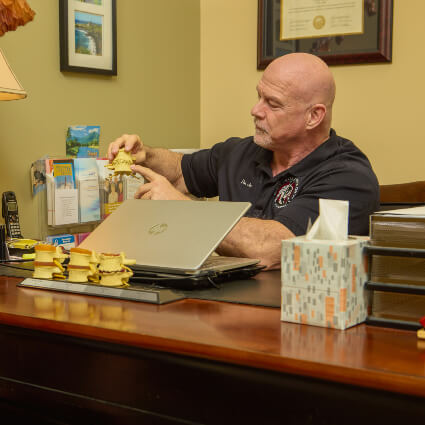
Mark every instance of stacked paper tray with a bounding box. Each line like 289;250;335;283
365;245;425;330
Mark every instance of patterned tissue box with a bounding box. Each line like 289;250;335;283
281;236;369;330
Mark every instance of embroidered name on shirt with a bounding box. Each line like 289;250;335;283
274;177;299;208
241;179;253;188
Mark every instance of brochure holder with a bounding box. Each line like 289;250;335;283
31;157;141;244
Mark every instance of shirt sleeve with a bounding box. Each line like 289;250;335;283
271;196;319;236
181;139;237;198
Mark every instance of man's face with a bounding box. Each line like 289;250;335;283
251;72;308;150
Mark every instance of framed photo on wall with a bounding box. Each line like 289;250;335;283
59;0;117;75
257;0;393;69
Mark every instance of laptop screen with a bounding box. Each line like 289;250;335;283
80;199;251;271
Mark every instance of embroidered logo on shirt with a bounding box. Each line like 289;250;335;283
274;177;299;208
241;179;253;188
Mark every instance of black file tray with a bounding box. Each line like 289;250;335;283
365;282;425;296
366;316;421;331
365;245;425;258
365;245;425;330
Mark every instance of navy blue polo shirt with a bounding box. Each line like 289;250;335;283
181;130;379;236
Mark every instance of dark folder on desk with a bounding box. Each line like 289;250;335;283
79;199;261;287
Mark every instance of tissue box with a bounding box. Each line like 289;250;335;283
281;236;369;330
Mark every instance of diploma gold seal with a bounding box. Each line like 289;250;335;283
313;15;326;30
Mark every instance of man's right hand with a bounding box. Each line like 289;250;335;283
107;133;188;194
107;134;147;164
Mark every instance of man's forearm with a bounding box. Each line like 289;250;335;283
216;217;295;270
143;147;188;193
144;147;182;183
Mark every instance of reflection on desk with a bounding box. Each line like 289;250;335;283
32;292;136;330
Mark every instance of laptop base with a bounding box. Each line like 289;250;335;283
129;264;265;290
130;255;260;277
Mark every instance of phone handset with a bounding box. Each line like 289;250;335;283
2;191;23;239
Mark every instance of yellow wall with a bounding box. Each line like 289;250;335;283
201;0;424;187
0;0;200;238
1;0;424;239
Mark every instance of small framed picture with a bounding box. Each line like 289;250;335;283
59;0;117;75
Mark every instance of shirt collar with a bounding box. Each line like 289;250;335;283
253;129;338;179
253;144;273;170
287;129;337;178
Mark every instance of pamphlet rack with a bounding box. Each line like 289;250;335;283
31;157;141;244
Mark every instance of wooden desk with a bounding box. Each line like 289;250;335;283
0;272;424;424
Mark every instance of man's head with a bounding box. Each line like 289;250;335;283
251;53;335;152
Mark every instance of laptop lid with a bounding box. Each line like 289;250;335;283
79;199;252;272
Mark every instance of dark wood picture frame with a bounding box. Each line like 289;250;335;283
59;0;117;75
257;0;393;69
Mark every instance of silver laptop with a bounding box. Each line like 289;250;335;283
79;199;259;276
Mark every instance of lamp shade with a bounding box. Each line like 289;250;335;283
0;47;26;100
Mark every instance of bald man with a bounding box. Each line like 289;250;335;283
108;53;379;270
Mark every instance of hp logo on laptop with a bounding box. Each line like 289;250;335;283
149;223;168;235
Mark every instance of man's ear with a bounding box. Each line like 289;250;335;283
306;104;326;130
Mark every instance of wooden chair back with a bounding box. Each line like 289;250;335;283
380;181;425;203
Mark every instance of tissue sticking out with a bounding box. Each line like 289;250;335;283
305;199;349;241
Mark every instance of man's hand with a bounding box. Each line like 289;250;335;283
131;165;190;201
107;134;146;164
107;134;189;193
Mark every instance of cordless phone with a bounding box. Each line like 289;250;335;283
2;191;23;239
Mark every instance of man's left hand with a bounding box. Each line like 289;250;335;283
131;165;190;201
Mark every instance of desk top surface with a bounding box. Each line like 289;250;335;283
1;272;425;398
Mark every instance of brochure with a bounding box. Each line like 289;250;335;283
52;159;78;225
30;159;47;196
123;174;143;200
96;158;123;219
46;234;76;250
66;125;100;158
53;160;76;189
75;158;101;223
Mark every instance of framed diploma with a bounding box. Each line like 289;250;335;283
257;0;393;69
